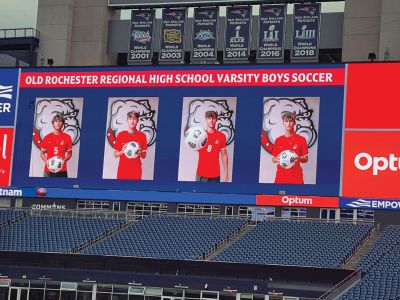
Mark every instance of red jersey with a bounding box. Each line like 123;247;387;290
41;132;72;173
197;130;227;178
115;130;147;180
272;133;308;184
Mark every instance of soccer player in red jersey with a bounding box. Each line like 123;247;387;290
196;111;229;182
272;112;309;184
114;111;148;180
40;114;73;178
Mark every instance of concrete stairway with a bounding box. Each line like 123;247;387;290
205;223;255;261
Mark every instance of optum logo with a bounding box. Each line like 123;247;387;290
354;152;400;176
281;196;312;206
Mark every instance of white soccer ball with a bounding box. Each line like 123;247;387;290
47;156;64;173
279;150;298;169
122;141;140;159
184;126;208;151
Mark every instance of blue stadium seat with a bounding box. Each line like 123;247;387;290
83;215;247;260
213;219;374;268
340;225;400;300
0;209;27;225
0;215;123;253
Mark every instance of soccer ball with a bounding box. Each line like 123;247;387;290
184;126;208;151
36;188;47;197
279;150;298;169
47;156;64;173
122;141;140;159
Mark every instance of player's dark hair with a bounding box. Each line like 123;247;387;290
205;110;218;118
52;114;65;124
281;112;296;121
127;111;140;119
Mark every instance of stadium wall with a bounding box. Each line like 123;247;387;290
343;0;400;62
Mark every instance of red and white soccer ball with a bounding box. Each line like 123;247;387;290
279;150;298;169
47;156;64;173
122;141;140;159
184;126;208;151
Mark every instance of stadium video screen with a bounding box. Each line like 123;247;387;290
0;65;346;199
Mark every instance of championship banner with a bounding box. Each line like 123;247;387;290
257;4;286;62
128;9;155;64
191;7;218;63
109;0;285;8
291;3;321;61
160;8;186;63
224;6;251;62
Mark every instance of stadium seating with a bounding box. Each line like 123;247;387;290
0;215;123;253
0;209;27;225
340;226;400;300
83;215;248;260
213;220;374;268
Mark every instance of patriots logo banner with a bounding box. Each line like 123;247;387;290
298;6;317;16
166;11;184;21
231;8;248;18
135;12;152;21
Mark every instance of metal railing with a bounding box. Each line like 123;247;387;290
341;223;381;267
263;216;375;225
70;219;136;254
0;28;40;39
199;221;251;260
30;208;132;220
317;268;362;300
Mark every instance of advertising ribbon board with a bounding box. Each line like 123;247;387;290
257;195;339;208
340;198;400;211
0;69;19;187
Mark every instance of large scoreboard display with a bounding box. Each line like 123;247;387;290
1;63;399;206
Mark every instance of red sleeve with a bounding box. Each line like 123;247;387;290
272;137;280;157
115;132;124;151
40;135;48;151
66;134;73;152
220;132;227;149
301;136;309;156
140;132;148;152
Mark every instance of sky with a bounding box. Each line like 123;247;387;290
0;0;344;29
0;0;39;29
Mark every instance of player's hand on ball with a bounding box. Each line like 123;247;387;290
122;142;140;159
272;156;280;164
